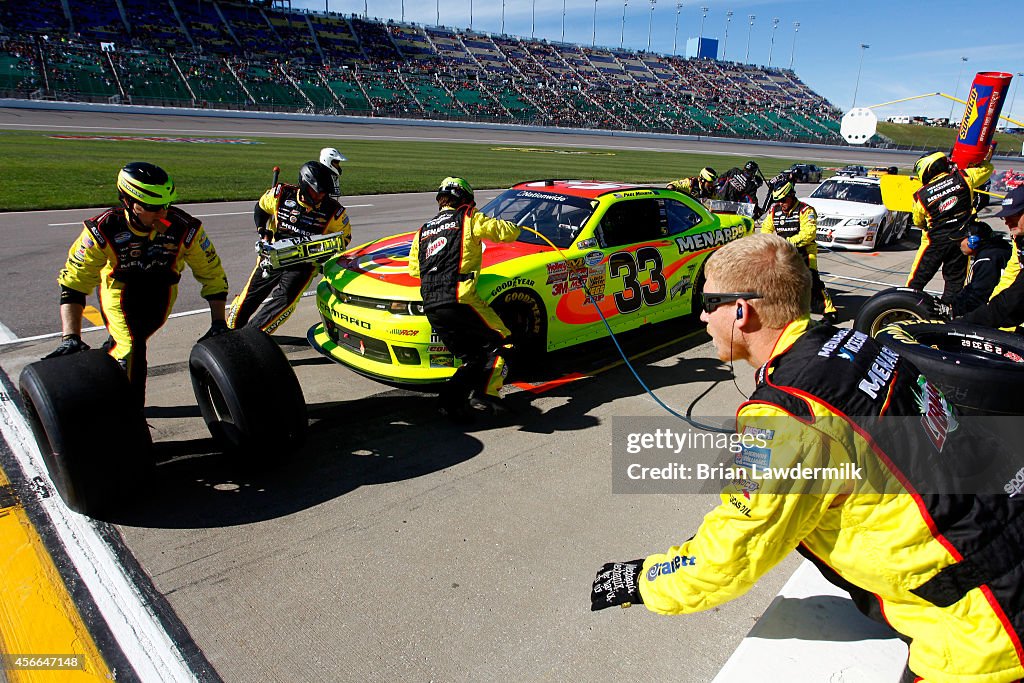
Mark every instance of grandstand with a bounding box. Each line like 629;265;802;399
0;1;843;142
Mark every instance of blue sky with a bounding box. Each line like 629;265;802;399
292;0;1024;124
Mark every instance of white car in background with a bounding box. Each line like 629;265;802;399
806;174;910;251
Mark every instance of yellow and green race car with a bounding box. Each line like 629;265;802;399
308;180;755;384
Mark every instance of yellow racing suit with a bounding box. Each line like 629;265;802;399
409;205;520;399
639;318;1024;681
667;177;716;200
58;206;228;390
761;201;837;316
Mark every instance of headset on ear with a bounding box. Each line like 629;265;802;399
736;304;743;320
967;235;981;250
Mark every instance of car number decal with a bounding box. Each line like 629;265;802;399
609;246;667;314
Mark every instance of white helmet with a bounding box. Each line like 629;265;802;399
319;147;347;177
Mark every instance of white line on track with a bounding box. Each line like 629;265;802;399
0;391;200;682
47;204;375;226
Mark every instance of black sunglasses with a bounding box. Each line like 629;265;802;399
701;292;762;314
138;201;170;212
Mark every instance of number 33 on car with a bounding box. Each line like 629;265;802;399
309;180;755;383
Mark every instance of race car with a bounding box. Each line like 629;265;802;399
806;173;910;250
309;180;755;384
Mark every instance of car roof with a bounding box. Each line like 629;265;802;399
821;174;880;186
509;179;657;199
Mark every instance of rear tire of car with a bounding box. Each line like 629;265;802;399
19;351;152;518
494;289;547;357
853;287;938;337
875;320;1024;415
189;327;307;458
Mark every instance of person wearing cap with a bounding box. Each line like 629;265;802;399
47;162;229;404
408;177;521;422
961;185;1024;329
666;167;718;200
945;221;1012;318
760;178;839;324
906;151;994;301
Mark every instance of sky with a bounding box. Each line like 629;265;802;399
288;0;1024;124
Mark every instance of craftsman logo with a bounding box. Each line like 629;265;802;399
646;555;697;582
938;196;958;212
425;237;447;257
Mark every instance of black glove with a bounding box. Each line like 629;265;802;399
257;227;274;243
199;320;229;342
43;334;89;360
927;297;953;320
590;560;644;611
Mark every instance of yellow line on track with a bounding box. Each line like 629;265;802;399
0;468;111;682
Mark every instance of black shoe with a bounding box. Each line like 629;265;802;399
437;399;475;424
821;312;839;326
468;395;516;418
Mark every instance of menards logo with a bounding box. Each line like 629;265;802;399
674;225;746;253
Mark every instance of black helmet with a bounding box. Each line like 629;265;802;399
436;176;475;206
744;160;760;175
298;161;334;204
914;152;950;184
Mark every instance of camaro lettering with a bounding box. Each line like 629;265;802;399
336;312;371;330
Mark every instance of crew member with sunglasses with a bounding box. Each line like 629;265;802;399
591;232;1024;682
228;160;351;334
48;161;229;404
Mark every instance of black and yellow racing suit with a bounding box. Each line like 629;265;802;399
667;177;716;200
228;183;351;334
408;205;520;401
639;318;1024;681
963;234;1024;330
906;163;994;301
761;201;837;316
58;206;228;391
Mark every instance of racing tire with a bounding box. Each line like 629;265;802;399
876;320;1024;415
19;350;152;517
189;326;306;457
494;289;547;358
853;287;938;337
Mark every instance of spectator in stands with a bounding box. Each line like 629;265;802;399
666;167;718;200
591;232;1024;683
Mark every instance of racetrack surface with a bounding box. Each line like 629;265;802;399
0;110;1004;681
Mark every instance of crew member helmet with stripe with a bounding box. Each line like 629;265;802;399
914;151;951;184
771;181;796;202
117;162;178;207
699;167;718;183
319;147;347;177
436;177;475;205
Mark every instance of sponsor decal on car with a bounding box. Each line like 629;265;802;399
674;225;746;253
429;354;454;368
390;329;418;336
489;276;536;298
584;250;604;266
576;238;599;249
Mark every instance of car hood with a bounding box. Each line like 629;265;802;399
324;231;552;296
802;198;886;219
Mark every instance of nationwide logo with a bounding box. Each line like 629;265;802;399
49;135;262;144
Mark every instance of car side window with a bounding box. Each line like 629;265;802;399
597;199;665;248
663;198;704;235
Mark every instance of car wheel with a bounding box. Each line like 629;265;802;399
853;287;938;337
189;326;306;458
494;289;547;357
19;351;152;517
876;320;1024;415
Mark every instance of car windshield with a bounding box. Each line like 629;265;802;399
810;180;882;205
480;189;597;248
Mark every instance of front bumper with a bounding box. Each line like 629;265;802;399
816;223;876;251
310;280;457;384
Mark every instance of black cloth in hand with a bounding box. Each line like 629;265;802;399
590;560;644;611
199;320;229;342
43;334;89;360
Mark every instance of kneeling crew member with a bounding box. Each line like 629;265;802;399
409;177;520;421
228;161;351;334
666;167;718;200
961;185;1024;329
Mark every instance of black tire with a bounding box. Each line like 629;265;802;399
189;327;306;456
493;289;547;357
876;320;1024;415
853;287;938;337
19;351;151;517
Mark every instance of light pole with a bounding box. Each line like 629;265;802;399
470;0;473;30
561;0;566;41
436;0;439;26
788;21;799;69
363;0;367;19
851;43;870;109
621;0;628;49
647;0;657;52
532;0;536;38
744;14;755;63
699;6;708;39
767;17;779;67
949;56;968;123
1008;73;1024;130
672;1;682;56
401;0;404;22
500;0;505;34
593;0;599;46
722;11;733;61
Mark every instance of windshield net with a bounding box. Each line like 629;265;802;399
810;180;883;204
480;189;596;248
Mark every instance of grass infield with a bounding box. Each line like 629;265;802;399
0;129;849;212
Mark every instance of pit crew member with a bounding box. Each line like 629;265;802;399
319;147;347;201
666;167;718;200
961;185;1024;329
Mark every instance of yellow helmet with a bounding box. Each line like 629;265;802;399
699;167;718;183
914;151;950;184
771;181;795;202
116;162;178;207
437;176;475;205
